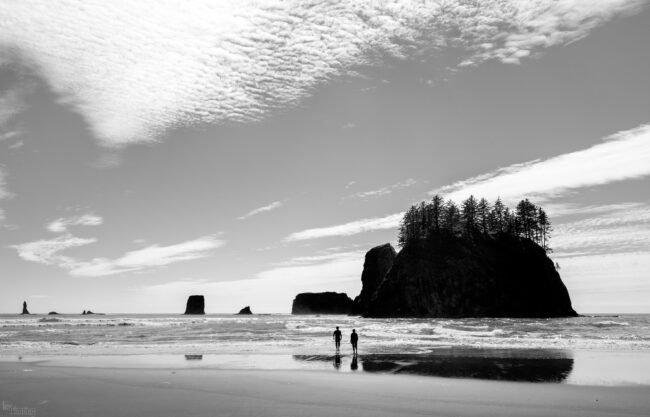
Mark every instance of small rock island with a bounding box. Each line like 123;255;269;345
237;306;253;315
21;301;30;315
184;295;205;315
292;292;354;315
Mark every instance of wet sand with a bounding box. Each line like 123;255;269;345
1;359;649;417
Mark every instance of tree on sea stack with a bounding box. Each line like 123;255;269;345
398;195;554;253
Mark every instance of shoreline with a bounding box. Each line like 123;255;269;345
1;360;649;417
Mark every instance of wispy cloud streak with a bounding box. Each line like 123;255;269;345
552;203;650;256
433;124;650;203
347;179;417;199
0;0;643;145
237;201;283;220
286;213;403;242
47;214;103;233
11;234;225;277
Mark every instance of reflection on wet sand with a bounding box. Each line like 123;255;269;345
333;354;341;370
293;349;574;382
351;355;358;371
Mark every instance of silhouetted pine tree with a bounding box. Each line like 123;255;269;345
477;198;490;234
515;199;537;240
461;195;478;235
537;208;552;252
489;197;506;233
443;200;461;234
428;194;444;234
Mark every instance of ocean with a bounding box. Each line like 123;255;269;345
2;314;650;385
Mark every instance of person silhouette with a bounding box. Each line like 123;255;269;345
333;326;342;351
350;329;358;355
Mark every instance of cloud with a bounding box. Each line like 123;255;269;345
0;130;23;142
273;249;366;267
0;0;643;145
286;213;403;242
544;202;647;218
70;235;225;277
0;168;9;224
47;214;103;233
7;140;24;149
0;90;25;128
0;168;8;200
433;124;650;204
346;178;418;199
11;234;225;277
557;251;650;313
11;234;97;268
551;202;650;256
237;201;283;220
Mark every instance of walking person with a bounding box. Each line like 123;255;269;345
333;326;342;351
350;329;358;355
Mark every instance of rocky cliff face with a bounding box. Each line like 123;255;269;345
363;232;577;318
184;295;205;315
292;292;354;315
353;243;396;314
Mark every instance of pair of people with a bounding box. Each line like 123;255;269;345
332;326;358;354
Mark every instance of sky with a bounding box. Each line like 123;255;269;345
1;0;649;314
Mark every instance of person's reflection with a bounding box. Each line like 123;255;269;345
351;355;358;371
333;354;341;370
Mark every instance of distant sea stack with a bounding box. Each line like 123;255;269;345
21;301;29;315
362;232;577;318
237;306;253;315
352;243;396;314
292;292;354;315
184;295;205;315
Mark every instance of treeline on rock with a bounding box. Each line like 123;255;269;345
399;195;552;252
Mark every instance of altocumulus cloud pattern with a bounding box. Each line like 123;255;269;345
0;0;644;146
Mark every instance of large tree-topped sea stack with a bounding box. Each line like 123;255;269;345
184;295;205;315
21;301;29;315
362;232;577;318
291;292;354;315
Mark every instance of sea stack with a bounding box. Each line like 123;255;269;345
184;295;205;315
353;243;396;314
363;232;577;318
291;292;354;315
21;301;29;315
237;306;253;315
